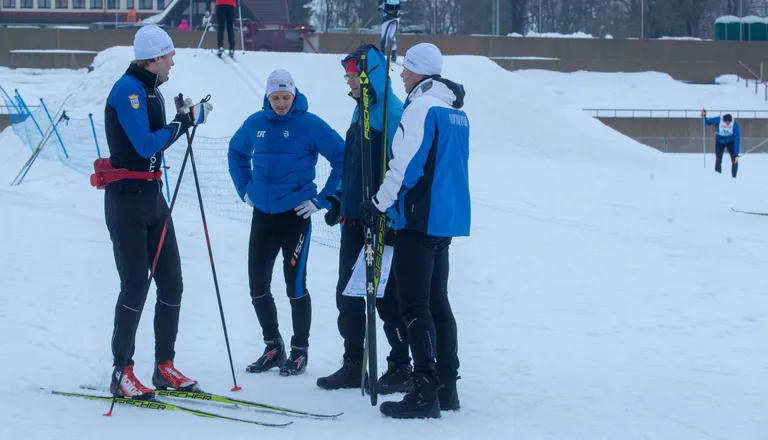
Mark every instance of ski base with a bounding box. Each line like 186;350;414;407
155;389;343;419
51;390;293;427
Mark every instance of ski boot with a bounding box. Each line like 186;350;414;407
379;373;441;419
317;358;367;390
390;50;397;63
152;360;200;391
378;361;414;395
438;375;461;411
217;47;224;58
110;365;155;400
279;346;308;376
246;338;286;373
228;49;235;58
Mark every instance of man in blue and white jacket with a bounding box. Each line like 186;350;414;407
359;42;471;419
228;69;344;377
703;110;741;178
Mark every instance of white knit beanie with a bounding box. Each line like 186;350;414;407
133;25;175;60
266;69;296;96
403;42;443;76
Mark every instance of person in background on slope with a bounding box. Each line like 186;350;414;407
215;0;236;57
359;42;470;419
102;25;212;399
702;109;741;178
379;0;401;62
228;69;345;377
316;44;413;394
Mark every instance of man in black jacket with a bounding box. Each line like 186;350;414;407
315;44;412;394
102;25;212;400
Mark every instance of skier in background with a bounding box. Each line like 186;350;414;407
379;0;401;62
316;44;413;394
215;0;236;57
227;69;345;377
702;109;741;178
102;25;212;399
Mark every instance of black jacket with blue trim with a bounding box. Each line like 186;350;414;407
104;64;191;192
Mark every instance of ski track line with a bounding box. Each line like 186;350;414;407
227;57;266;99
220;56;263;101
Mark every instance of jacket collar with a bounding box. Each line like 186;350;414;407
126;63;160;89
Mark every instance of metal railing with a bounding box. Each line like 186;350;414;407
585;109;768;118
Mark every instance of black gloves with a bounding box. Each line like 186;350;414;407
324;195;341;227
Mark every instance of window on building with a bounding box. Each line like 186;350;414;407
138;0;151;9
56;0;68;8
3;0;17;8
90;0;102;8
126;0;133;8
107;0;118;8
156;0;163;9
20;0;33;8
38;0;51;7
72;0;84;8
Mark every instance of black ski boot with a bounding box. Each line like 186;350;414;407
316;358;367;390
228;49;234;58
390;50;397;63
217;47;224;58
379;373;441;419
279;346;308;376
378;362;413;395
245;338;286;373
438;376;461;411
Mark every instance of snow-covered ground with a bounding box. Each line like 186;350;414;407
515;70;768;117
1;48;767;439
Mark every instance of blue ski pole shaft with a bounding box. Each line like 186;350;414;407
40;98;68;158
15;89;43;137
14;111;68;186
89;113;102;158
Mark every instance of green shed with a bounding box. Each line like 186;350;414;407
715;15;743;40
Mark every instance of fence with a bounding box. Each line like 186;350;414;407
585;109;768;119
1;87;341;250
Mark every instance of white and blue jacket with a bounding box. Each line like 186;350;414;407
704;116;741;154
373;76;471;237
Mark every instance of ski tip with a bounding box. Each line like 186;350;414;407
231;385;243;392
103;410;113;417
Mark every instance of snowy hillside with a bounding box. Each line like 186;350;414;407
515;69;768;116
1;48;767;440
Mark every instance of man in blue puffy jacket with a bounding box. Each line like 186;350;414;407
702;110;741;178
316;44;413;394
359;42;470;419
227;69;344;376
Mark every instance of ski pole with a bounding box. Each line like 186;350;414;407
105;108;200;418
237;0;245;54
12;111;69;186
178;93;242;393
741;137;768;156
194;20;211;56
702;117;706;168
338;10;379;59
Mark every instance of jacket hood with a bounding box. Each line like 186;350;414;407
405;76;466;109
261;88;309;121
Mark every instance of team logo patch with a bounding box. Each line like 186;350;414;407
129;94;139;110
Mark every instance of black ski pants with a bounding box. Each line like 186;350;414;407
215;4;235;51
393;228;459;383
248;208;312;349
335;222;410;365
715;140;738;178
105;190;183;368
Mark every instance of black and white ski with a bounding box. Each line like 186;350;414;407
731;207;768;216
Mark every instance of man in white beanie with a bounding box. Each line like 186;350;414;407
100;24;212;400
228;69;344;377
359;42;471;419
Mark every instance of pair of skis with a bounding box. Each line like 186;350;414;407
359;21;399;406
52;387;342;428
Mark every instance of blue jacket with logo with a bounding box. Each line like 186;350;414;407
704;116;741;154
334;44;403;219
372;76;471;237
228;89;345;214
